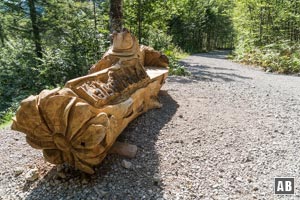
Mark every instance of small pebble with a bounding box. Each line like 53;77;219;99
57;172;66;179
25;168;39;181
82;178;88;185
121;160;132;169
14;167;24;176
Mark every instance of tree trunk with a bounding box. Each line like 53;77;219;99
93;0;97;36
110;0;123;33
93;0;98;58
137;0;142;43
28;0;42;60
259;1;263;44
0;21;4;47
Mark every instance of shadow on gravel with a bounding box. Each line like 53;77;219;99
168;64;252;83
171;51;253;83
25;91;178;200
192;50;231;60
188;65;252;82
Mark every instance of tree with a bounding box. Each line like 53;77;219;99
28;0;42;59
232;0;300;73
0;0;111;119
0;21;5;47
110;0;123;32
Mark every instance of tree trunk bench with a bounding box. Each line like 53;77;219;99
11;30;168;174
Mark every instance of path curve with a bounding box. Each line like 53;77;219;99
163;51;300;198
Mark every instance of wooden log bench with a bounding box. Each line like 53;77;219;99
11;30;168;174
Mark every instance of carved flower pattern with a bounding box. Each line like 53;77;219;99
12;88;109;174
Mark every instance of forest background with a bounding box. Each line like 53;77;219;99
0;0;299;124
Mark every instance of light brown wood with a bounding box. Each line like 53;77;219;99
11;30;168;174
109;142;138;158
89;30;169;74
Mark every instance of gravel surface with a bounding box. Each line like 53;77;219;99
1;50;300;199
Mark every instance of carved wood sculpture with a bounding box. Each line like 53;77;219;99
11;29;168;174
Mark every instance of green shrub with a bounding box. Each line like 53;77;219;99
0;102;18;125
165;51;190;76
145;29;190;76
233;40;300;74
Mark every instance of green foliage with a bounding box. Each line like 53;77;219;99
0;103;17;126
146;30;174;52
0;0;236;125
168;0;234;53
233;41;300;73
0;0;110;124
232;0;300;73
168;59;190;76
0;40;41;111
165;49;190;76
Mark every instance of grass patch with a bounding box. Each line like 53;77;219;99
175;52;189;60
164;49;190;76
0;120;12;129
0;103;17;129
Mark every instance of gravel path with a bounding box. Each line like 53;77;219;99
1;50;300;199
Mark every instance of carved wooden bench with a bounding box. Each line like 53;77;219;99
11;30;168;174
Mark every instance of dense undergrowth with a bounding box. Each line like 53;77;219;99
233;41;300;74
232;0;300;74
